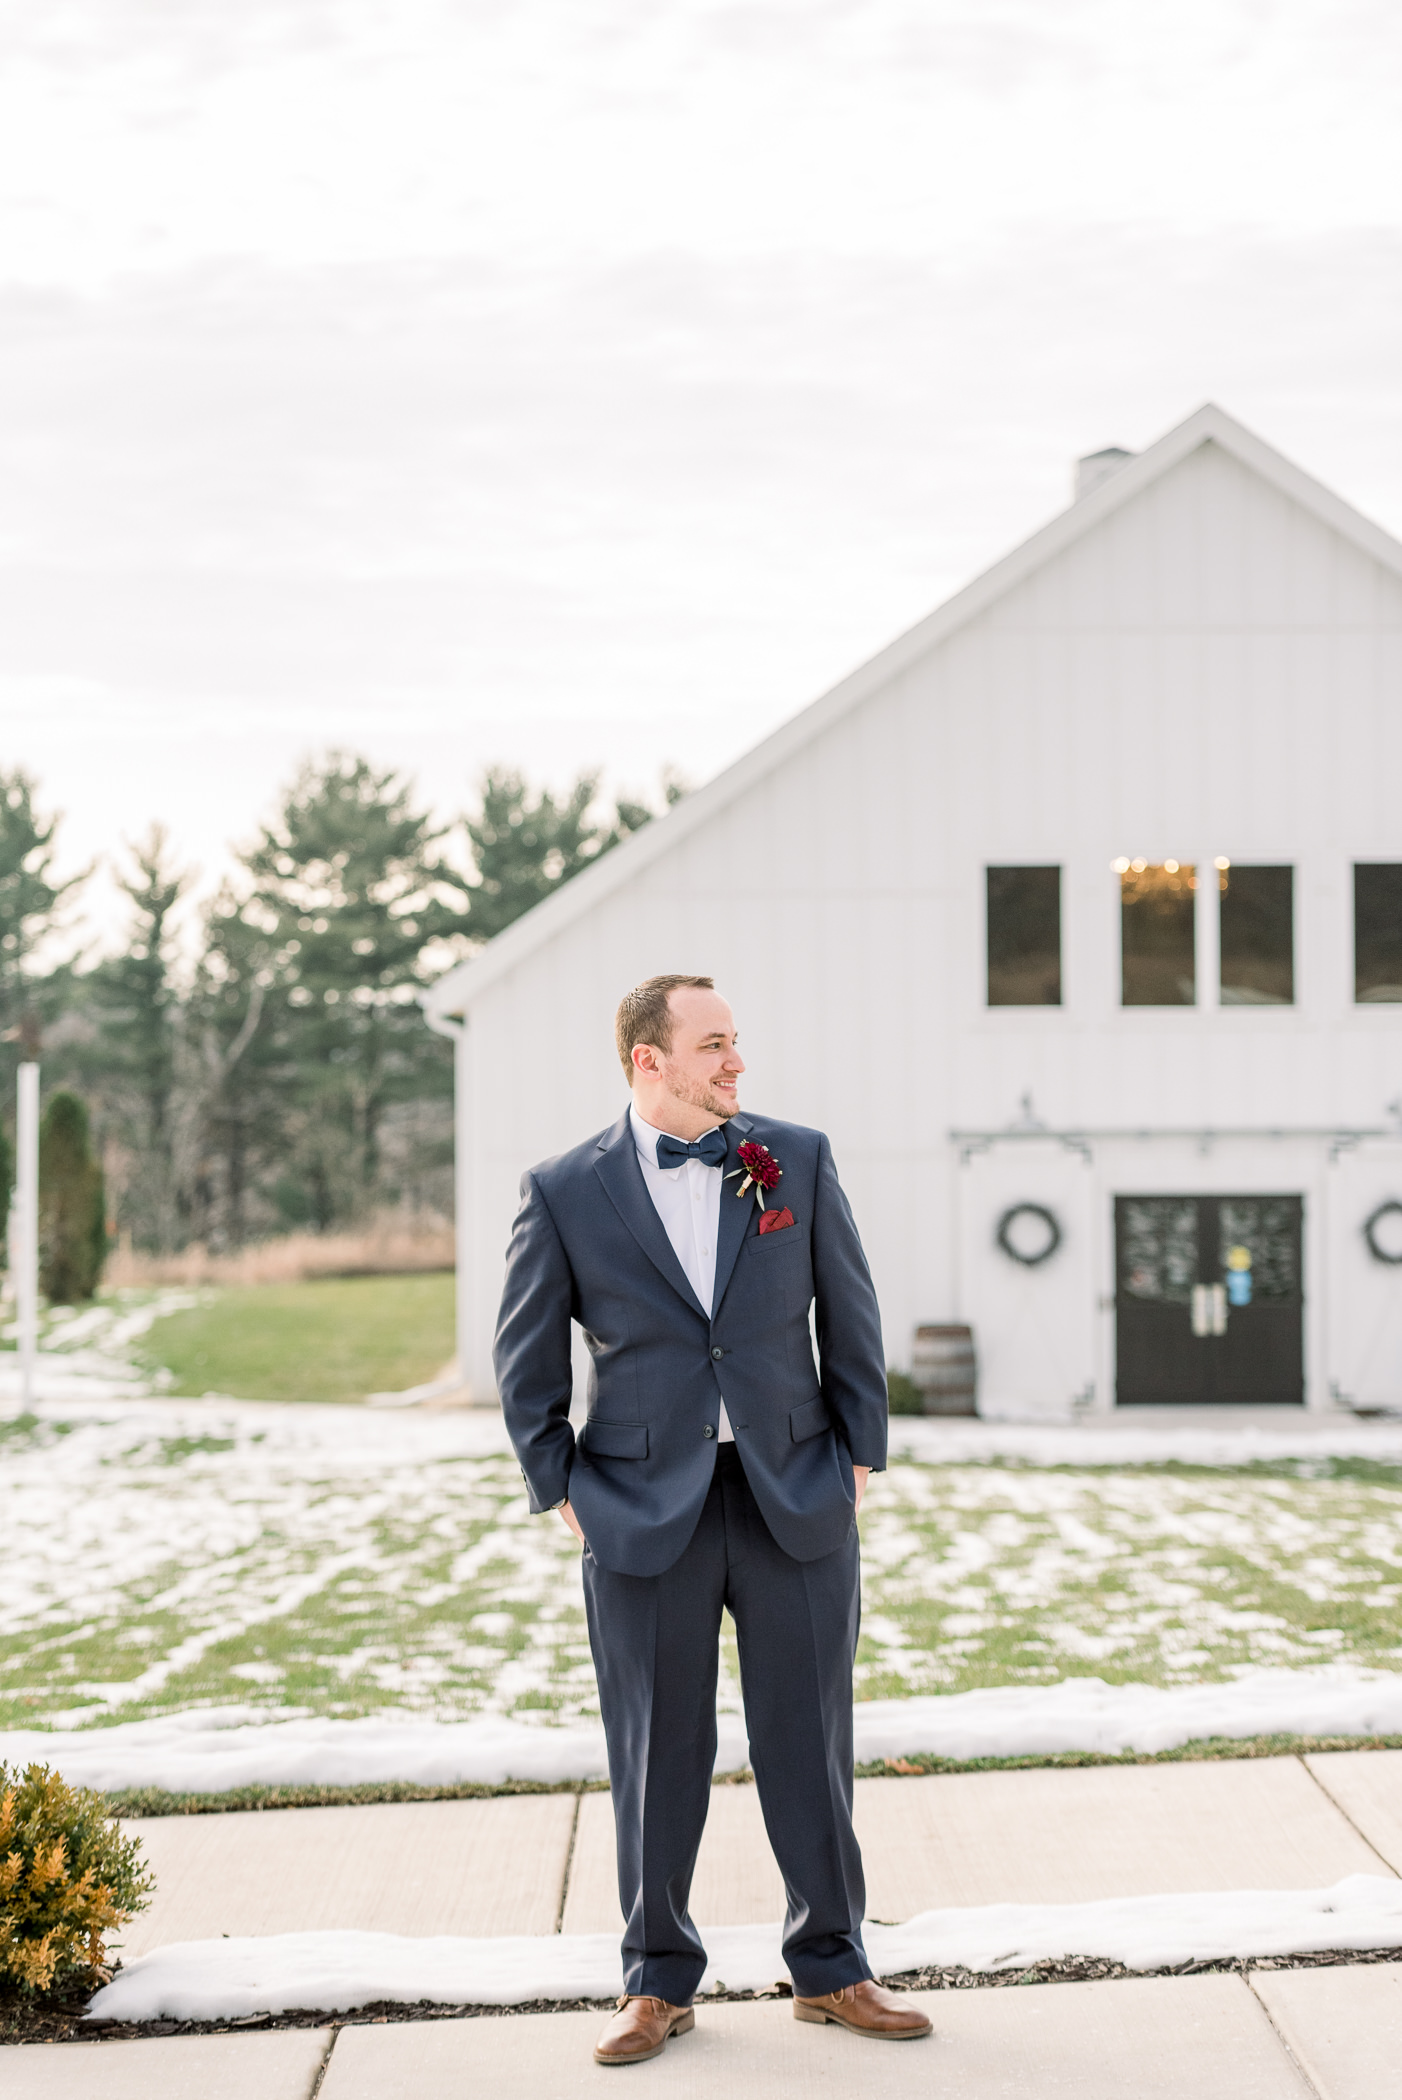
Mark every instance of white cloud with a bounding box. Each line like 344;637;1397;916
1;1;1398;287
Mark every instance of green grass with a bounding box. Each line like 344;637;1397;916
137;1273;455;1404
851;1459;1402;1698
6;1392;1402;1739
100;1732;1402;1816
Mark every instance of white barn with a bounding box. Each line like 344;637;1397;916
425;404;1402;1421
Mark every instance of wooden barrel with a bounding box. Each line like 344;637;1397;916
911;1325;977;1416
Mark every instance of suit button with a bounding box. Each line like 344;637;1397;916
702;1424;715;1438
711;1346;724;1359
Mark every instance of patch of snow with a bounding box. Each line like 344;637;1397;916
91;1927;632;2020
867;1874;1402;1975
0;1705;749;1789
0;1352;153;1403
87;1875;1402;2021
846;1667;1402;1761
9;1666;1402;1794
366;1374;466;1408
0;1291;206;1407
888;1419;1402;1466
22;1388;517;1450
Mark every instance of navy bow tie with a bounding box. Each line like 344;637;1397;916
656;1128;727;1171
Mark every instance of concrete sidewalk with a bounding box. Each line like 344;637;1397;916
307;1973;1384;2099
118;1748;1402;1954
118;1793;575;1957
7;1970;1401;2097
5;1750;1402;2094
2;2030;333;2098
564;1753;1396;1929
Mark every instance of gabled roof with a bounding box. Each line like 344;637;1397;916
425;403;1402;1021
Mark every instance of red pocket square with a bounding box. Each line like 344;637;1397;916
758;1206;795;1235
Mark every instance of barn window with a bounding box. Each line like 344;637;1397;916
986;867;1061;1005
1355;865;1402;1002
1219;864;1293;1004
1118;861;1195;1006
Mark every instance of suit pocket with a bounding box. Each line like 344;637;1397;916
789;1395;832;1442
580;1419;649;1459
746;1231;802;1255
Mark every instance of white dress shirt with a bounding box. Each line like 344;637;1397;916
629;1102;734;1442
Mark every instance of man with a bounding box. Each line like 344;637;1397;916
494;974;930;2064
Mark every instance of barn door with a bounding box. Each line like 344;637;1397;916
1115;1195;1304;1405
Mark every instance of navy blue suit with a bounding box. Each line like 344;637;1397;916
494;1108;889;2001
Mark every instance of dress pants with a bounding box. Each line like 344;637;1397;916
580;1442;871;2005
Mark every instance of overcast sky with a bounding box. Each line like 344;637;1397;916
1;0;1399;949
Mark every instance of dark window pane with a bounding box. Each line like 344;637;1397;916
1220;865;1293;1004
1355;865;1402;1002
1121;863;1196;1005
1119;1197;1197;1302
987;867;1061;1005
1218;1197;1300;1301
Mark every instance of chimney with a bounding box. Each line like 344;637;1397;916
1075;446;1135;501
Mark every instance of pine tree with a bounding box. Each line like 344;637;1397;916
0;770;85;1083
85;828;190;1250
237;754;470;1230
464;767;683;940
463;770;606;940
188;882;288;1248
38;1092;107;1303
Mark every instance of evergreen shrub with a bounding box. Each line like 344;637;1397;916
38;1091;107;1303
0;1763;153;1996
887;1368;925;1415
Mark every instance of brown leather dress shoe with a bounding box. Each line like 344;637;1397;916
593;1994;696;2065
793;1979;933;2039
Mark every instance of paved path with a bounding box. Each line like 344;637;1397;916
7;1971;1401;2097
119;1749;1402;1953
2;2030;333;2098
119;1793;576;1955
304;1974;1370;2099
5;1751;1402;2094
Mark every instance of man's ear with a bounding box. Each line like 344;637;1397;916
632;1042;660;1078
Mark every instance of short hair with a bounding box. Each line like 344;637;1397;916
615;975;715;1082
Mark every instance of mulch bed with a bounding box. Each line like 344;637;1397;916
8;1944;1402;2046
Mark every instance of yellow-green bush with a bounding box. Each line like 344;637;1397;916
0;1765;153;1995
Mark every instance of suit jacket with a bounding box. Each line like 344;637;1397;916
493;1108;888;1577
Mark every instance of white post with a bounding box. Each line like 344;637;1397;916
14;1062;39;1409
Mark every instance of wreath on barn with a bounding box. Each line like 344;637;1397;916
996;1202;1062;1267
1363;1200;1402;1266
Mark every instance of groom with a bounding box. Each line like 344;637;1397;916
494;975;930;2064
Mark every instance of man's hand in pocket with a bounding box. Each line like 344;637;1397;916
558;1499;586;1543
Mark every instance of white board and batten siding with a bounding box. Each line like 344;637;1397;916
428;405;1402;1419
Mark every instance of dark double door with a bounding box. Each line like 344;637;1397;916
1114;1195;1304;1406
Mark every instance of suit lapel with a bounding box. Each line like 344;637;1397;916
594;1113;710;1322
710;1114;757;1317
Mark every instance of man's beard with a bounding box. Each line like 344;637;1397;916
666;1073;737;1121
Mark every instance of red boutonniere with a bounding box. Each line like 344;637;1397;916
726;1140;782;1208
